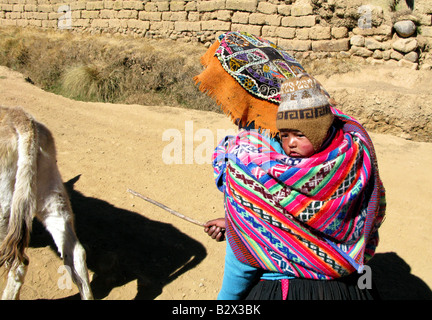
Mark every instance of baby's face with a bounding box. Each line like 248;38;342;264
280;130;315;158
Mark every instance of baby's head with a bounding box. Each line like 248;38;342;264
277;74;334;157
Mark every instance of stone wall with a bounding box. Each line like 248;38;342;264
1;0;432;69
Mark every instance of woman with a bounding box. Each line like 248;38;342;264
204;74;386;300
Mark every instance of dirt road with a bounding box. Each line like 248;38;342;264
0;65;431;300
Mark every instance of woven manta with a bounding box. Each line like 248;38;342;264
213;107;386;280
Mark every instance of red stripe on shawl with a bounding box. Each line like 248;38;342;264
306;142;360;228
318;138;360;200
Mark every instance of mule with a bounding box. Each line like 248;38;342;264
0;106;93;300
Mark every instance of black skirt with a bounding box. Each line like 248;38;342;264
245;273;379;300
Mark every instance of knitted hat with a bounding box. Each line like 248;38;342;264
276;74;334;151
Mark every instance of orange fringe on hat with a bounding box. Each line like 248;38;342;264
194;40;279;136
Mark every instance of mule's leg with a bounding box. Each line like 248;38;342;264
35;122;93;299
37;195;93;300
0;210;28;300
1;261;27;300
0;186;27;300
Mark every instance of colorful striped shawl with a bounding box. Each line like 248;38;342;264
213;108;386;280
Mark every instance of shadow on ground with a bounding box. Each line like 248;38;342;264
30;175;207;300
29;176;431;300
369;252;432;300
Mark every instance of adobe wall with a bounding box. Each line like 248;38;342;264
1;0;432;69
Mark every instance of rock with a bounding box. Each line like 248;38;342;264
291;2;313;16
331;27;348;39
397;59;418;70
394;20;417;38
399;132;413;140
311;39;349;52
365;37;383;50
390;50;404;60
382;50;391;60
420;63;432;70
350;46;373;57
350;35;365;47
385;59;398;67
392;38;418;53
338;51;351;58
309;26;331;40
404;51;419;63
372;50;383;59
420;26;432;37
278;39;311;52
370;58;384;65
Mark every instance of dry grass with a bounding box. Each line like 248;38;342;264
0;27;219;112
0;26;359;112
60;64;124;102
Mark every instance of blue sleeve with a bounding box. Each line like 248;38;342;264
217;242;260;300
269;135;285;155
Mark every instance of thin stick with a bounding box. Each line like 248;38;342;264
127;189;205;227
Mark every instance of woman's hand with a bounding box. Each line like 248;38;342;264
204;218;226;242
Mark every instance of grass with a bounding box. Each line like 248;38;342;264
0;27;359;112
0;27;219;112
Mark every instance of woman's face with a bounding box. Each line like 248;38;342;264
280;130;315;158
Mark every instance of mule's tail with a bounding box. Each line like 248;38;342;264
0;108;38;270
